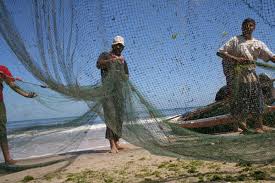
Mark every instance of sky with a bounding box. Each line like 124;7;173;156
0;0;275;121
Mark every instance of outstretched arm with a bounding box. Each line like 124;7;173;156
217;52;252;64
0;66;36;98
217;36;252;64
217;51;237;61
6;80;36;98
258;42;275;63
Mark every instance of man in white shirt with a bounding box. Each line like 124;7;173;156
217;18;275;134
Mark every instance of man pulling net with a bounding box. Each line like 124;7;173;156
0;65;37;165
96;36;129;153
217;18;275;134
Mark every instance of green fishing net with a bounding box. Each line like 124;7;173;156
0;0;275;169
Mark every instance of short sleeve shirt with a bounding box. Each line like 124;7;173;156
219;35;275;70
0;65;15;101
96;52;129;80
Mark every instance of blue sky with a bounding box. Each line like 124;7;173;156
1;0;275;121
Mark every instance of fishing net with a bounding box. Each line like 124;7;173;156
0;0;275;168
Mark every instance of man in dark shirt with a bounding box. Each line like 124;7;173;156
96;36;129;153
0;65;37;164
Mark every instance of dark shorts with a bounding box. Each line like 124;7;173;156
105;127;120;141
0;101;7;141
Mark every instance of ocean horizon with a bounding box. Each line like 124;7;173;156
7;107;194;134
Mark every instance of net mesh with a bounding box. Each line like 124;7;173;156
0;0;275;168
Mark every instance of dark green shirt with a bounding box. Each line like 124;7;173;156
96;52;129;80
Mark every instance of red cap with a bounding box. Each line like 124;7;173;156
0;65;15;82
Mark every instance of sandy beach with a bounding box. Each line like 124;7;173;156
0;143;275;183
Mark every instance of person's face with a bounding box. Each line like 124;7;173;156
242;22;255;35
112;43;124;55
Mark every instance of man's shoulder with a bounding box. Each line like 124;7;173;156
0;65;8;70
0;65;10;74
99;51;110;57
252;37;265;45
97;52;111;62
234;35;244;41
225;35;239;44
0;65;14;81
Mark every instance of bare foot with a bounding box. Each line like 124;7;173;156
110;146;118;153
262;125;273;132
255;128;264;134
115;143;125;150
235;128;243;132
5;159;17;165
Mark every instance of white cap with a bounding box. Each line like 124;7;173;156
112;35;125;46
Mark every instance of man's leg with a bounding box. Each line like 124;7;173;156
232;123;242;132
233;115;254;134
238;120;248;132
114;117;123;150
1;141;16;164
106;127;118;153
114;138;124;150
109;139;118;153
0;135;16;164
254;115;264;133
254;114;273;133
0;102;16;164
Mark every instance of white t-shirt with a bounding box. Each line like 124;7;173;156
219;35;274;62
219;35;274;83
